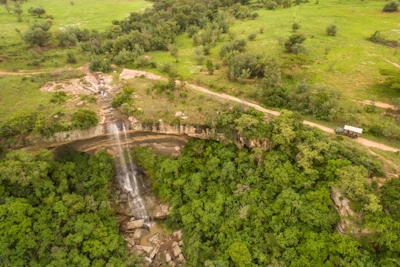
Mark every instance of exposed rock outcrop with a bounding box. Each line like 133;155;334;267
331;188;357;235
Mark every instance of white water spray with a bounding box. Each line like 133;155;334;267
108;122;149;222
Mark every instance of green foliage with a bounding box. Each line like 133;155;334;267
89;56;112;72
206;60;214;75
111;87;134;108
193;46;205;65
248;33;256;41
66;51;77;64
71;109;98;130
379;68;400;90
50;91;67;104
381;178;400;220
28;7;46;18
367;31;399;47
137;111;387;266
292;22;301;32
284;34;306;53
326;24;338;36
265;1;278;10
382;1;398;12
23;22;52;47
219;39;247;59
0;148;144;266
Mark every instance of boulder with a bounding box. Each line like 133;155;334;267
134;245;153;254
116;215;130;223
147;233;161;245
149;246;159;259
175;111;183;117
126;219;144;230
178;253;185;262
172;244;182;257
173;230;182;240
133;228;149;239
178;241;183;247
165;253;172;263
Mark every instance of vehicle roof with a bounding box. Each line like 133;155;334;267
344;125;363;134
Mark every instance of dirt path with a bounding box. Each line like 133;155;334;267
120;69;399;153
352;100;396;110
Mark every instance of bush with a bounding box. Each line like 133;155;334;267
23;23;52;47
71;109;98;130
50;92;67;104
284;34;306;53
186;25;200;38
382;1;398;12
66;51;77;64
292;22;301;32
111;87;134;108
89;56;112;72
193;46;205;65
326;24;338;36
265;1;277;10
248;33;257;41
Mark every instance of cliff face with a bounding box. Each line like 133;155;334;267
25;120;270;155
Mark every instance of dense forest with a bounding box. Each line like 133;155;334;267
0;148;143;267
134;110;400;267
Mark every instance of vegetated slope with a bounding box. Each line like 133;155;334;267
0;147;144;267
134;110;398;267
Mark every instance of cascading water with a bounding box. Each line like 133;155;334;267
108;122;149;222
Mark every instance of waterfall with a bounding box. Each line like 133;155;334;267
108;122;149;222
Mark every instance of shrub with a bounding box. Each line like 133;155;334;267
89;56;112;72
326;24;338;36
292;22;301;32
111;87;134;108
248;33;257;41
186;25;200;38
71;109;98;130
193;46;205;65
66;51;77;64
50;92;67;104
23;23;52;47
382;1;398;12
265;1;277;10
284;34;306;53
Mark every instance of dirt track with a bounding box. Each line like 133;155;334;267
120;69;399;153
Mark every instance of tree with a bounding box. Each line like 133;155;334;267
228;242;252;267
71;109;98;130
382;1;398;12
13;7;23;16
23;22;51;47
193;46;205;65
206;59;214;75
167;43;179;62
326;24;337;36
284;34;306;53
28;7;46;18
263;57;281;88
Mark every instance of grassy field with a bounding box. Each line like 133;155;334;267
147;0;400;103
0;0;151;71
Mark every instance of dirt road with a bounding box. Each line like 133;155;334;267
120;69;399;153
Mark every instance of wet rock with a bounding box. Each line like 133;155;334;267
126;219;145;230
118;193;128;203
133;228;148;239
147;233;161;245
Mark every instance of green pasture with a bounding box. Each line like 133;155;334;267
147;0;400;103
0;0;151;71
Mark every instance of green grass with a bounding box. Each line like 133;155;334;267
0;0;151;71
